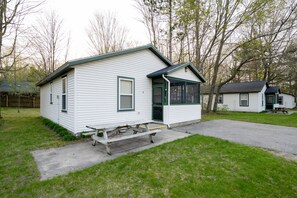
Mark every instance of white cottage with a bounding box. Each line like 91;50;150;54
201;81;268;112
37;44;206;134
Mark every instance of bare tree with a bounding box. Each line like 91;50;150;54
0;0;41;75
29;11;70;74
87;12;129;55
135;0;161;48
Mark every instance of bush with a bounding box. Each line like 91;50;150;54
42;117;76;141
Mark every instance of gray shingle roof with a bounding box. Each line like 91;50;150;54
265;86;280;94
201;81;267;94
147;62;206;82
0;80;38;94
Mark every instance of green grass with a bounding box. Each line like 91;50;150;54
202;111;297;128
1;108;297;197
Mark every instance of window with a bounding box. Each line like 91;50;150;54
50;82;53;104
262;94;264;106
239;93;249;106
278;96;283;105
62;76;67;111
118;77;134;111
218;94;223;104
170;78;200;104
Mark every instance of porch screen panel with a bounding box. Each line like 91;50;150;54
169;78;200;104
186;82;199;104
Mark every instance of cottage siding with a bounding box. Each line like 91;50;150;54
40;70;75;132
163;105;201;124
74;49;168;133
168;68;201;82
257;85;267;112
279;93;296;108
218;93;259;112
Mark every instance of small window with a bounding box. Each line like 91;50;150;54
262;94;264;106
218;94;223;104
118;77;134;111
50;82;53;104
240;93;249;106
278;96;283;105
62;76;67;111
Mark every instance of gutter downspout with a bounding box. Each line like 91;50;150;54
162;74;170;128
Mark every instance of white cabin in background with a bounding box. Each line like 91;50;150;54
37;44;205;134
201;81;296;112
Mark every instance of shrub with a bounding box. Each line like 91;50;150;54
42;117;76;141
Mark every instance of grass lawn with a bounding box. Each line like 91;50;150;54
1;108;297;197
202;111;297;128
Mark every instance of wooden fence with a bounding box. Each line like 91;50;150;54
0;94;40;108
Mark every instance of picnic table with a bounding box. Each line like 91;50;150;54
86;120;161;155
273;107;288;114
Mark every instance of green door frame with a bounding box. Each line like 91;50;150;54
152;84;165;121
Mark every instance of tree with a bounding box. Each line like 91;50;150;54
86;12;129;55
0;0;41;75
29;11;70;74
0;0;41;118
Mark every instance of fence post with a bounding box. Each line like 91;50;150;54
33;97;35;108
6;95;8;107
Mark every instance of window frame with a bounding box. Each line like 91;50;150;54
117;76;135;111
239;93;249;107
50;82;53;104
61;76;67;112
278;95;283;105
218;94;223;104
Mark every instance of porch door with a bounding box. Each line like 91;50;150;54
152;85;164;121
266;95;274;110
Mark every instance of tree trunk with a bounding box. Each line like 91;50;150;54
168;0;173;62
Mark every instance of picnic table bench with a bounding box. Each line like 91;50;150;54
86;120;161;155
273;107;288;114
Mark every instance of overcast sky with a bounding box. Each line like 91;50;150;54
36;0;150;59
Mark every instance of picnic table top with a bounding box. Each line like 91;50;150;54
86;120;154;130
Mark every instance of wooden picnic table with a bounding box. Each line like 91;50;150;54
86;120;161;155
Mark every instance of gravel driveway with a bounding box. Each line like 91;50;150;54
175;119;297;155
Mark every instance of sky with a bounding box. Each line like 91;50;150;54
37;0;150;59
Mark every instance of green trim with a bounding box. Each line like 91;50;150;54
37;44;172;86
239;93;249;107
117;76;135;112
167;76;199;84
169;103;201;106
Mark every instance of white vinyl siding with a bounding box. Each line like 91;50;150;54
168;67;200;82
163;104;201;124
279;93;296;108
40;70;75;132
74;49;168;133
